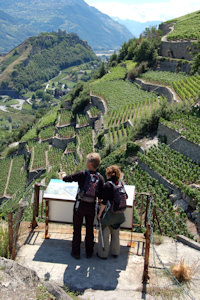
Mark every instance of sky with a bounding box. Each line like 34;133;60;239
85;0;200;22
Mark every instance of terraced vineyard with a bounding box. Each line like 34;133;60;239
138;143;200;209
58;126;75;138
173;75;200;103
95;66;127;83
59;110;74;126
76;114;89;127
106;125;130;144
123;164;193;239
6;156;27;195
61;153;76;174
90;106;100;117
160;109;200;145
40;126;55;140
104;97;163;128
48;147;63;166
0;158;12;197
77;127;93;162
91;80;159;111
140;71;188;86
31;143;49;170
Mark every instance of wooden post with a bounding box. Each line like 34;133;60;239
11;205;25;260
32;184;40;229
8;212;13;257
144;195;150;228
140;194;144;228
143;223;151;283
44;199;50;239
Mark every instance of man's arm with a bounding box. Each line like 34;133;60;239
61;171;84;182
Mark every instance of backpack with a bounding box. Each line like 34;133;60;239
109;181;127;213
78;171;100;203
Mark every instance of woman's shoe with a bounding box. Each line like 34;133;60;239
96;253;107;260
112;255;118;258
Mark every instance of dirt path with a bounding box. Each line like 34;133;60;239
4;158;13;196
161;25;174;42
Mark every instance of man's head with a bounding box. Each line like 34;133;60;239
86;153;101;171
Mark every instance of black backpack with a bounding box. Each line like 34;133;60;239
78;171;100;203
109;181;127;213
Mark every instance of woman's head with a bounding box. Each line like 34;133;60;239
106;165;121;180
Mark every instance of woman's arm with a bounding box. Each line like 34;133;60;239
97;203;106;220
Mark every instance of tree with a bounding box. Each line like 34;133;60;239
99;62;106;78
32;94;36;100
134;39;157;66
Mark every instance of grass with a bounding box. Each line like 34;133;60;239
171;259;194;283
166;10;200;40
36;284;56;300
0;53;20;71
0;222;9;258
62;285;83;300
22;102;32;110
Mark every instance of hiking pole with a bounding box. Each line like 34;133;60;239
99;222;105;251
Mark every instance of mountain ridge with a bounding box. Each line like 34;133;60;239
0;0;133;52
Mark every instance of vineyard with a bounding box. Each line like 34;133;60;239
57;126;75;138
91;80;159;111
104;97;164;128
6;156;27;196
166;10;200;41
140;71;188;86
160;109;200;145
173;74;200;103
77;127;93;163
0;157;12;197
40;126;55;140
90;106;100;117
76;114;89;127
59;110;74;126
123;164;193;239
106;125;130;144
31;143;49;170
48;147;63;166
95;66;127;83
138;143;200;209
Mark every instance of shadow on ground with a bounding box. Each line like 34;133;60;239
33;238;129;292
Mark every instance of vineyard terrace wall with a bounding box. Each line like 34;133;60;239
160;40;195;61
134;78;178;104
155;60;191;74
158;123;200;164
138;160;197;208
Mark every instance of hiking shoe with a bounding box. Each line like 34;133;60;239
71;252;80;260
112;255;118;258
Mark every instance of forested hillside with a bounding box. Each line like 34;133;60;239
0;31;97;94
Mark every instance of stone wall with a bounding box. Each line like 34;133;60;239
155;60;191;74
158;123;200;164
52;136;76;150
159;23;174;36
160;40;195;61
134;78;177;103
138;160;181;196
91;95;107;115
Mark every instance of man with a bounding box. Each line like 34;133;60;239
61;153;104;259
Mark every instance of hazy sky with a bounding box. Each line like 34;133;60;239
85;0;200;22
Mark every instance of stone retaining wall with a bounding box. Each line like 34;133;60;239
52;136;76;150
134;78;177;104
91;95;107;115
158;123;200;164
160;40;194;61
155;60;191;73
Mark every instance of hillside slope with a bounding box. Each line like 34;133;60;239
0;31;97;94
0;10;34;53
0;0;133;52
164;10;200;41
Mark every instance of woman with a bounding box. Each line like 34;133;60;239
97;165;126;259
